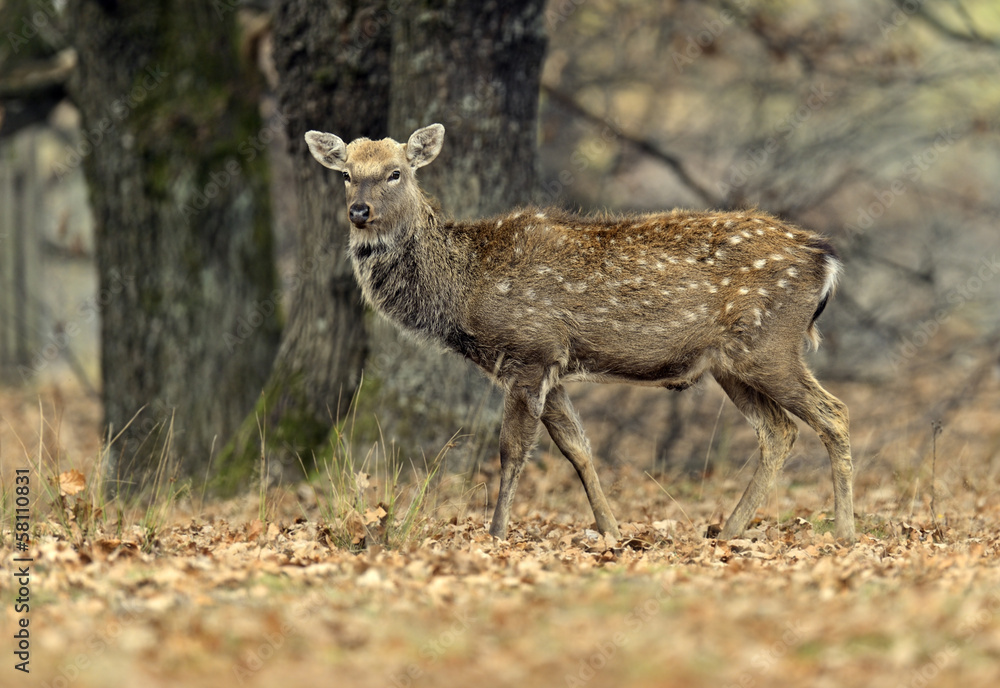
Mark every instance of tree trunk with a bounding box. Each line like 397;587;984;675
67;1;280;489
364;0;547;471
210;0;389;493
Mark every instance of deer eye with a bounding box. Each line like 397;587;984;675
342;171;351;182
388;170;401;181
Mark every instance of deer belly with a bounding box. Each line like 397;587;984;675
565;342;713;388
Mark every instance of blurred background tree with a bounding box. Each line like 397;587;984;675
214;0;547;489
365;0;547;474
210;0;386;494
2;0;998;494
2;0;281;492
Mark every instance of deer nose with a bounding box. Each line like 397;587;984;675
349;203;371;226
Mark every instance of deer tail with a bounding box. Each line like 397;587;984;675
805;238;842;352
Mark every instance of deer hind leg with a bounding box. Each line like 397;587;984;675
489;389;542;540
714;372;799;540
757;368;855;543
541;385;621;539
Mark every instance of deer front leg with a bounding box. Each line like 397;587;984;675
489;388;542;540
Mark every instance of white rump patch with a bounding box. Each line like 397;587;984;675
820;252;843;301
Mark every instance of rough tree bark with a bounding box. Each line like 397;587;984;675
211;0;389;493
67;1;280;489
363;0;548;471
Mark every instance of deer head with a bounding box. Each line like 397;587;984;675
304;123;444;232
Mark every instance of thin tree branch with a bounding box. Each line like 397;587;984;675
541;82;723;208
907;1;1000;48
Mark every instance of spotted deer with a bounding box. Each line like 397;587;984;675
305;123;855;543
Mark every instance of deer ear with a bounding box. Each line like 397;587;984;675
405;123;445;169
305;131;348;171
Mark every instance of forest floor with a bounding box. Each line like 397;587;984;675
2;354;1000;688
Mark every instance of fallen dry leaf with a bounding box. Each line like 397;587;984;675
58;469;86;496
364;505;387;526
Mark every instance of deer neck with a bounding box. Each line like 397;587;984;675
348;202;470;345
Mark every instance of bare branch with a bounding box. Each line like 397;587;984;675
906;1;1000;48
541;83;723;208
